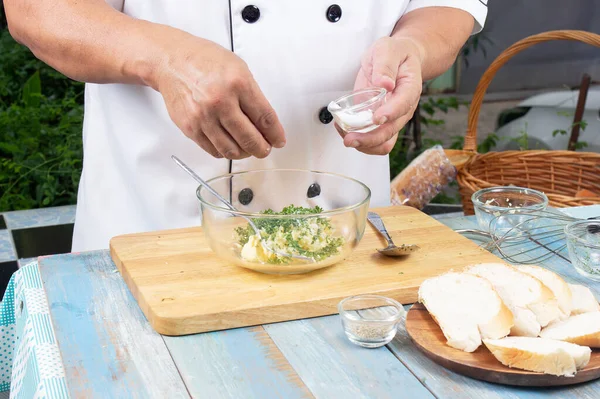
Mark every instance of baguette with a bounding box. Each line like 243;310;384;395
540;311;600;347
418;271;513;352
483;337;591;377
569;283;600;315
517;265;572;319
465;263;561;337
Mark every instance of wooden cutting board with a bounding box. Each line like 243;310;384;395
110;206;501;336
406;303;600;386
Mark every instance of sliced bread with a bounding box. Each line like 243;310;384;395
540;311;600;347
569;283;600;315
517;265;572;319
483;337;591;377
418;272;513;352
465;263;561;337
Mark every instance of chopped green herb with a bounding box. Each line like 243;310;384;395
234;205;345;264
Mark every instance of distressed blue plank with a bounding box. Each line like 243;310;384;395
17;257;37;268
0;231;16;263
38;252;189;398
164;327;314;399
3;205;76;230
264;316;434;399
40;251;316;398
560;205;600;220
385;210;600;399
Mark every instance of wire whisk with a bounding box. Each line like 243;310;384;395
456;209;600;265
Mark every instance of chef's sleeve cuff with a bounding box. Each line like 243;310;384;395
404;0;488;35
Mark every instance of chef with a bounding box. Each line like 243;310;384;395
5;1;487;252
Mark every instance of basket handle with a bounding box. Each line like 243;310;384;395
464;30;600;152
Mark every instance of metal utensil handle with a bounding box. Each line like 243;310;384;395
171;155;315;262
171;155;235;211
171;155;260;231
454;229;494;239
367;212;394;245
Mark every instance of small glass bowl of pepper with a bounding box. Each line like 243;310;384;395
338;294;406;348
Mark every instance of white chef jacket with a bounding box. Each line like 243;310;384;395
72;0;488;252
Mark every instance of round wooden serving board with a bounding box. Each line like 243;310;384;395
406;303;600;387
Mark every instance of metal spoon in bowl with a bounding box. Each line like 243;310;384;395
367;212;420;256
171;155;314;263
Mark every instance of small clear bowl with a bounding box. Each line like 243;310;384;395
338;294;405;348
566;220;600;281
328;88;387;133
472;186;548;237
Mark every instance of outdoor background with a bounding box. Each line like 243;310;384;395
1;0;599;212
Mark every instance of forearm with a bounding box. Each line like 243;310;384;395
4;0;180;89
392;7;474;81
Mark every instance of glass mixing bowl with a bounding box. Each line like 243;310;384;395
472;186;548;237
196;169;371;275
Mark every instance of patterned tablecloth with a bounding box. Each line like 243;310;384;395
0;262;69;398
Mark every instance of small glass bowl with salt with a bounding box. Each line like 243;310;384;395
327;88;387;133
338;294;405;348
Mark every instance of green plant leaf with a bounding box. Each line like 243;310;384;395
553;129;567;137
21;70;42;108
0;142;20;153
511;129;530;151
577;120;588;131
557;110;573;117
450;136;464;150
423;138;443;147
477;133;499;154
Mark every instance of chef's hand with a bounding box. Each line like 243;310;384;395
155;36;286;160
338;37;424;155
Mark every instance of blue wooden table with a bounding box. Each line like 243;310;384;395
38;206;600;398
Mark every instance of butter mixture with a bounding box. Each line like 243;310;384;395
234;205;345;264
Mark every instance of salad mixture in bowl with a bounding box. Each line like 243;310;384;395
197;170;371;274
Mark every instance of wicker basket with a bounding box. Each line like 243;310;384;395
454;30;600;215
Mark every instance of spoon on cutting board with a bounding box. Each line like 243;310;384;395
367;212;420;256
171;155;314;263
